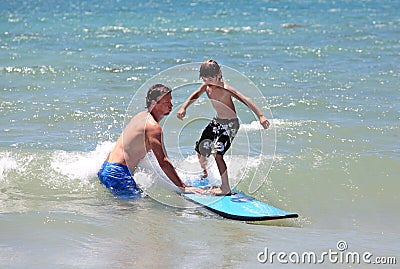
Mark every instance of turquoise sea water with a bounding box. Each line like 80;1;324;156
1;0;399;268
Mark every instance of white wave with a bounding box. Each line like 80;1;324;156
0;151;34;183
50;141;115;184
134;151;272;192
173;153;273;190
0;152;18;182
0;140;272;195
239;120;264;131
239;119;323;132
135;150;179;192
239;118;287;131
132;151;273;208
134;151;188;208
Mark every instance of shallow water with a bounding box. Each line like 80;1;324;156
1;0;399;268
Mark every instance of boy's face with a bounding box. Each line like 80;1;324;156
201;75;219;85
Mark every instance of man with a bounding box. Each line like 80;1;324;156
98;84;203;196
177;60;270;195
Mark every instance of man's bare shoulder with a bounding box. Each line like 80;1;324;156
134;111;149;120
126;111;146;124
145;115;162;134
125;111;148;129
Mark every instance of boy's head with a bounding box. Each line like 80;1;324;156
199;59;221;79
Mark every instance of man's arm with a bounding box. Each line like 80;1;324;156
147;123;186;188
176;84;206;119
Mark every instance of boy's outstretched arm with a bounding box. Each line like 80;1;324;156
177;84;206;120
223;84;270;129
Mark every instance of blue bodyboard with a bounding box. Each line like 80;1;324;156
183;189;298;221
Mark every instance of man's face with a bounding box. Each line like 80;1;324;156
156;92;173;115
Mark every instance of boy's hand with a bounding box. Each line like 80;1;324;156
177;108;186;120
259;115;270;129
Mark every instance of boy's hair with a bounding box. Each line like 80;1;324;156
199;59;221;78
146;84;172;108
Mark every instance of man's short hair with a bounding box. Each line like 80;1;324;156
146;84;172;108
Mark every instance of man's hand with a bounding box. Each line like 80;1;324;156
182;186;205;194
176;108;186;120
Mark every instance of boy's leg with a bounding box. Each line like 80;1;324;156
197;153;208;178
213;154;231;195
195;121;214;178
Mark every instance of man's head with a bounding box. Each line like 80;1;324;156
146;84;172;109
199;59;222;80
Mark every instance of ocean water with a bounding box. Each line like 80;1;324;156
1;0;399;268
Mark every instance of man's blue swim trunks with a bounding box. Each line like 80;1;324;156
98;161;141;196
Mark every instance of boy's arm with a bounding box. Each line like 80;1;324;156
224;84;270;129
177;84;206;120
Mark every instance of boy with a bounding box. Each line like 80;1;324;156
177;60;270;195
